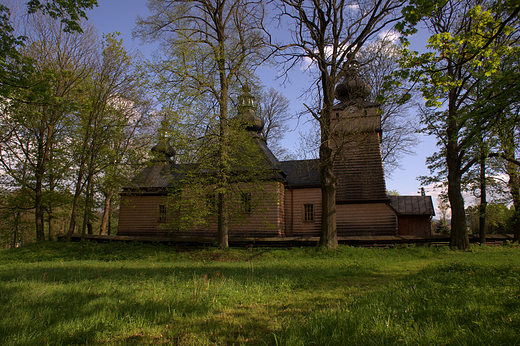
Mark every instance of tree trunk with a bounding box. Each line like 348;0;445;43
448;168;469;249
108;213;112;236
35;119;56;242
217;192;229;249
35;129;46;241
66;165;85;241
446;79;469;250
479;150;487;244
48;205;55;241
507;161;520;243
317;69;338;249
318;141;338;248
99;188;114;235
216;31;230;249
446;124;469;249
82;170;94;240
12;211;20;248
34;178;45;241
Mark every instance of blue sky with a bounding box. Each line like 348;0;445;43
86;0;442;205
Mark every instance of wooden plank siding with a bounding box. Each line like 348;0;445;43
334;133;388;201
118;195;169;237
397;216;432;236
118;181;285;238
284;187;322;237
336;203;397;236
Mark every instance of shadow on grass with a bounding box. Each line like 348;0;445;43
0;259;397;345
269;263;520;346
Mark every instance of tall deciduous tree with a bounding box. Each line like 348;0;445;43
9;14;97;241
276;0;405;248
65;33;154;240
135;0;269;248
397;0;520;249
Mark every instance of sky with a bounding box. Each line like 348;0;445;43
86;0;444;210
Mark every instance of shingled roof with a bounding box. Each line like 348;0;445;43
389;196;435;216
278;159;320;188
126;163;190;189
124;136;286;191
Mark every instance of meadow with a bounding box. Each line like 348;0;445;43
0;241;519;345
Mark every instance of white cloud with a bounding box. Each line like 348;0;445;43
346;4;360;11
377;30;400;43
300;45;355;71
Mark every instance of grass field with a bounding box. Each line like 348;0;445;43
0;241;519;345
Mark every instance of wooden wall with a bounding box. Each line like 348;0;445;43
336;203;397;236
397;216;432;236
284;187;322;237
118;195;169;237
117;182;285;238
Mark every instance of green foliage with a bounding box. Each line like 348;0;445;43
164;125;281;233
433;219;451;235
386;189;400;196
467;203;515;235
26;0;98;33
391;0;520;249
0;1;99;99
0;243;519;345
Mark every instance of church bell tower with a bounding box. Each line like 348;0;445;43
332;60;387;202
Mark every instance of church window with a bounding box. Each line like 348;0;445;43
242;193;252;213
304;204;314;222
159;205;167;222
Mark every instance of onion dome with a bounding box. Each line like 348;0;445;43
335;60;372;102
151;141;175;163
237;85;264;132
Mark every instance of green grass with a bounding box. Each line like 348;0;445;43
0;242;519;345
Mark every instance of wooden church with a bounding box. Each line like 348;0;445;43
117;67;434;240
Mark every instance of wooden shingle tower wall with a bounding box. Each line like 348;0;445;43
331;61;397;236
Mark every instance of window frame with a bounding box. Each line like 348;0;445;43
158;204;167;222
241;192;253;213
303;204;314;222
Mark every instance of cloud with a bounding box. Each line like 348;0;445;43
300;45;354;71
301;46;335;70
346;4;360;11
377;30;400;43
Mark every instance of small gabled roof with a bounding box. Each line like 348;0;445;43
389;195;435;216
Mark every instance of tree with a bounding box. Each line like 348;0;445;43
467;203;514;235
397;0;520;249
276;0;406;248
490;91;520;243
3;14;97;241
0;12;154;243
135;0;269;248
0;1;98;98
259;87;293;160
480;40;520;243
65;33;154;240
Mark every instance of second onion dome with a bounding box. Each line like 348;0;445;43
335;60;372;103
236;85;264;133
